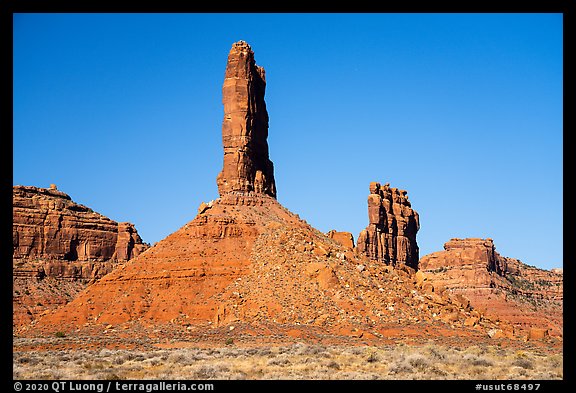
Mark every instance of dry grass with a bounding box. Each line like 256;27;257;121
13;342;562;380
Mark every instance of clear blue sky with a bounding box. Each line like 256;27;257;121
13;13;563;270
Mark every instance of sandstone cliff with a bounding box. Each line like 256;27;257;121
13;185;147;263
419;238;563;339
356;182;420;269
13;184;148;327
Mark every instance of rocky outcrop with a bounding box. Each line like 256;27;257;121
216;40;276;198
13;184;148;327
356;182;420;269
327;230;355;249
420;238;505;285
419;238;563;338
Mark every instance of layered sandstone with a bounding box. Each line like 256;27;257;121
216;40;276;198
13;185;148;327
13;185;147;263
356;182;420;269
419;238;563;338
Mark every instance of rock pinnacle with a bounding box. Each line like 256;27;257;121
216;41;277;198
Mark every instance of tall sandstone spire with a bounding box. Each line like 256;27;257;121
216;41;276;198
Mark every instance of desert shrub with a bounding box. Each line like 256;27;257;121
548;354;563;368
366;350;379;363
513;357;534;370
13;343;563;380
247;347;273;357
192;363;230;379
463;353;494;367
16;356;39;365
244;347;258;356
344;346;368;356
98;348;117;358
387;351;435;377
333;371;380;380
406;353;430;370
142;357;163;367
532;370;562;379
285;343;328;357
112;354;129;365
325;360;340;369
267;356;291;366
227;370;248;379
426;346;447;360
166;350;198;365
388;357;413;374
126;352;146;362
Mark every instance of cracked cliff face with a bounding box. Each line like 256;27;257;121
216;41;276;198
12;185;149;328
356;182;420;269
12;185;148;263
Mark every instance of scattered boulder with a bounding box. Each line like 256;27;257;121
327;230;355;249
527;328;549;341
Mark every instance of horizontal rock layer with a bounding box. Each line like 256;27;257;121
13;185;147;263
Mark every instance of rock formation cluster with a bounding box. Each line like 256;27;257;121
28;42;494;342
216;40;276;198
15;41;562;347
356;182;420;269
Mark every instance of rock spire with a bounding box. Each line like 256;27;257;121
216;40;276;198
356;182;420;269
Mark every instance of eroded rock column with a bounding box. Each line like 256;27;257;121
356;182;420;269
216;41;276;198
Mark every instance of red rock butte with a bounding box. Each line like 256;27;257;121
420;238;563;338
